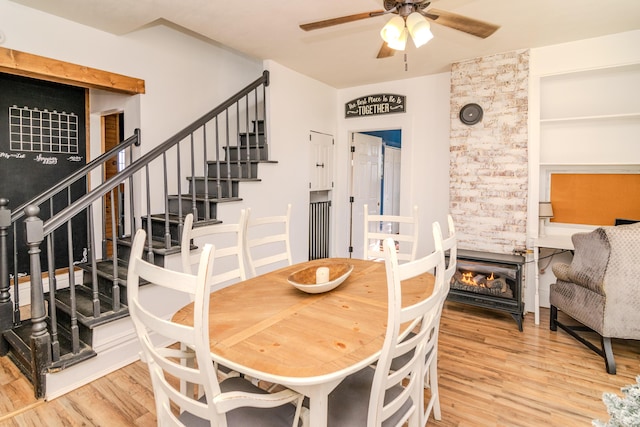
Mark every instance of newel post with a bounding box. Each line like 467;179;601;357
24;205;51;398
0;198;12;354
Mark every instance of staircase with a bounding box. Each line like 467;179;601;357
0;71;272;399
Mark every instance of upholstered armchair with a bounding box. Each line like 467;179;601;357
549;222;640;374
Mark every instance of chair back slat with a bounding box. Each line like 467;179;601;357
245;204;292;277
181;210;248;291
442;214;457;286
364;204;419;263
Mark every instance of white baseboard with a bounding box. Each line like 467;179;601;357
45;331;141;400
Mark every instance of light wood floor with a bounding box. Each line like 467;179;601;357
1;303;639;426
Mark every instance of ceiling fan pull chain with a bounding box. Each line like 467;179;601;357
404;53;408;72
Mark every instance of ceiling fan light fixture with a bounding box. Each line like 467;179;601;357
406;12;433;48
380;15;405;44
387;27;408;51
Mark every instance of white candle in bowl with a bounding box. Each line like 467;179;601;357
316;267;330;284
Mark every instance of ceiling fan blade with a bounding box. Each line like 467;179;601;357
377;42;396;59
300;10;385;31
423;8;500;39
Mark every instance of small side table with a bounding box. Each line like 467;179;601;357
533;234;574;325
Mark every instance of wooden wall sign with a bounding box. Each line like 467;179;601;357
345;94;405;118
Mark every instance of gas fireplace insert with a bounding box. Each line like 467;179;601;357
447;249;525;331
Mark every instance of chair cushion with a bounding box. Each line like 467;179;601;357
551;263;571;282
327;366;413;427
178;377;300;427
550;279;605;334
566;229;609;295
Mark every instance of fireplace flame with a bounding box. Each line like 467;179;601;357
460;271;495;287
461;272;482;287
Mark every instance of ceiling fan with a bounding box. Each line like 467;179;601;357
300;1;500;59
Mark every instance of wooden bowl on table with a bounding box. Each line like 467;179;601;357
287;262;354;294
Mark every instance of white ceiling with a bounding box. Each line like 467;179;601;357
10;0;640;88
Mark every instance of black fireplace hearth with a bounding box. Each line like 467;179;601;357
447;249;525;331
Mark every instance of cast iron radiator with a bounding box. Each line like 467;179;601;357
309;201;331;259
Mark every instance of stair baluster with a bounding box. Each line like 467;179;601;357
108;190;120;312
87;206;100;317
46;235;60;361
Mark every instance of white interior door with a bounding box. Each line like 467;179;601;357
382;146;401;233
309;132;333;191
350;132;382;259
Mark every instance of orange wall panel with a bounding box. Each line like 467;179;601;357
550;174;640;226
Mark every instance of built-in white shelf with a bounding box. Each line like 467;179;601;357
540;112;640;123
539;163;640;168
538;63;640;167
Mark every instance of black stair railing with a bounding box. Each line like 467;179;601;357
2;70;269;398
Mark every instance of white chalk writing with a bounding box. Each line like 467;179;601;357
35;154;58;165
0;152;26;160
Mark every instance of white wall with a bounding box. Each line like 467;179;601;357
236;60;338;264
336;73;452;259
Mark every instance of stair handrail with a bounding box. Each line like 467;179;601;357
10;129;141;224
43;70;269;235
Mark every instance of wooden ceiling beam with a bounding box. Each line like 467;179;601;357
0;47;145;95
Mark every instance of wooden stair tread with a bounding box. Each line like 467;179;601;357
186;176;262;183
206;159;277;164
167;194;244;202
114;235;182;256
77;259;130;281
51;286;130;328
146;213;222;227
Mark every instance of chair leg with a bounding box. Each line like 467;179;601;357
429;359;441;421
602;337;616;375
552;306;618;375
549;305;558;331
422;354;441;426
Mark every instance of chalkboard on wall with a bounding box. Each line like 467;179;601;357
0;73;88;276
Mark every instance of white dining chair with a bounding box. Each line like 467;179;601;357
181;210;248;292
180;211;249;382
418;220;454;426
245;204;292;278
442;214;457;287
127;229;305;427
390;217;455;425
363;204;419;263
326;235;445;426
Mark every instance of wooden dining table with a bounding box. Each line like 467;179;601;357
172;257;434;427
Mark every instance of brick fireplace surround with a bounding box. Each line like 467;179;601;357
448;50;530;322
450;50;529;256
